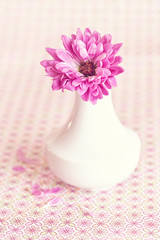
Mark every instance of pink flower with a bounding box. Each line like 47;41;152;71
58;227;74;236
143;229;160;238
144;220;159;228
92;219;108;228
143;212;159;220
7;226;24;235
126;219;143;228
44;210;60;218
74;227;92;237
41;28;124;104
108;228;126;237
25;226;39;235
25;217;43;226
40;226;57;236
126;228;142;237
76;219;92;228
43;218;59;226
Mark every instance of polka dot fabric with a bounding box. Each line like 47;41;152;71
0;0;160;239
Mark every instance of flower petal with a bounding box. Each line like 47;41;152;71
56;49;77;67
46;48;60;60
40;60;50;67
93;31;101;41
55;62;73;73
95;53;107;63
110;66;124;75
79;47;89;60
52;80;62;90
88;43;97;58
90;94;98;104
96;42;103;56
45;66;58;77
112;43;123;55
107;76;117;87
76;28;83;40
65;81;76;91
103;43;113;53
99;84;109;95
87;37;96;50
96;67;111;77
61;35;78;61
81;89;90;101
111;56;123;66
101;34;112;43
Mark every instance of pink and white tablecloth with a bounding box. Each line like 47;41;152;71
0;0;160;239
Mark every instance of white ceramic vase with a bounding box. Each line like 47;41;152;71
46;92;141;189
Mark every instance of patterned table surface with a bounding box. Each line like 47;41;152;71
0;0;160;239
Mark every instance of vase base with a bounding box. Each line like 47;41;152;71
46;127;141;189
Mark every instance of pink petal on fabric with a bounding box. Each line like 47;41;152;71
16;148;40;165
50;187;61;193
32;183;40;190
32;190;41;196
12;165;25;172
42;189;52;194
31;183;41;196
49;197;62;205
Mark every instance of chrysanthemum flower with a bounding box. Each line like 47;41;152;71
41;28;124;104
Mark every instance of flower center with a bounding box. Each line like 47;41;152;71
79;61;96;77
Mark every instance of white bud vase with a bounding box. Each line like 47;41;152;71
46;92;141;189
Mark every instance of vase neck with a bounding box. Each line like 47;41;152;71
69;92;120;134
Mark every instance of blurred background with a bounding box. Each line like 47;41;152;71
0;0;160;239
